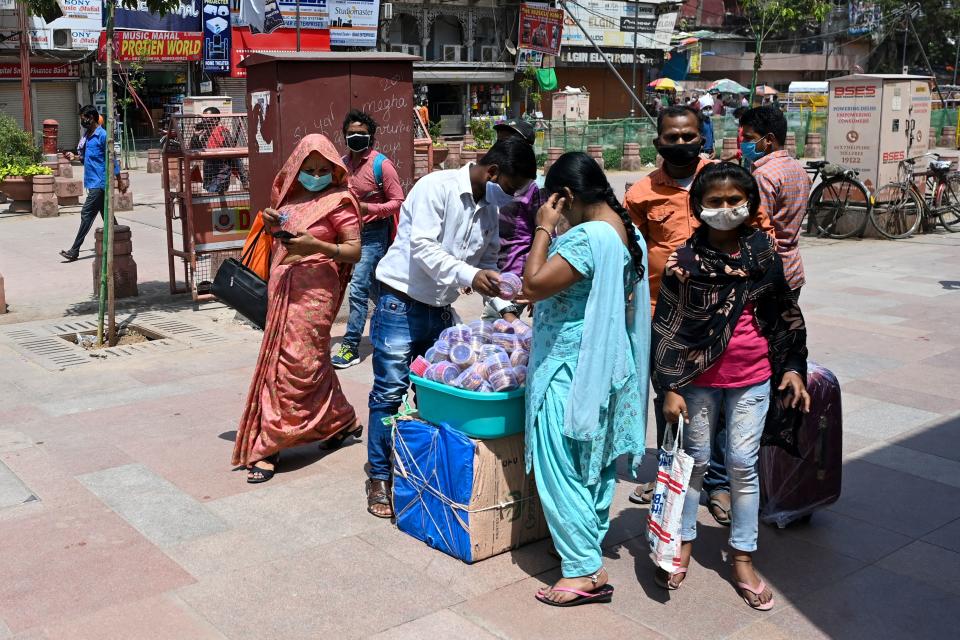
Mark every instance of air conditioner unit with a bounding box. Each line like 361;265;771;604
480;46;498;62
390;43;420;56
443;44;462;62
53;29;72;49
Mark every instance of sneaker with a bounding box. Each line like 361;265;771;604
332;344;360;369
59;250;79;262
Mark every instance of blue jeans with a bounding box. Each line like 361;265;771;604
342;218;391;349
679;380;770;552
367;291;453;481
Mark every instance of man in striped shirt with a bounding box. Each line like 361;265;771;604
740;106;811;299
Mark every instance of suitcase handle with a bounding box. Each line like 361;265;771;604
815;415;828;480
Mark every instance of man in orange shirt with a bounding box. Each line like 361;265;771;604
624;105;774;520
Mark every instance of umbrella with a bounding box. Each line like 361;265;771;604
648;78;681;91
755;85;778;96
708;78;751;94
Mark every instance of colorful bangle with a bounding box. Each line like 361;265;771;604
534;225;554;239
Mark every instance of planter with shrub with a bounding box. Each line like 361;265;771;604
0;113;49;211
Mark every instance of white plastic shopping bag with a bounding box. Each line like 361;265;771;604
647;415;694;573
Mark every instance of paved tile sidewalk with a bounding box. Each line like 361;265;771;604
1;167;960;638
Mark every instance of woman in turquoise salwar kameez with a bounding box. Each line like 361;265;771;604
523;152;651;607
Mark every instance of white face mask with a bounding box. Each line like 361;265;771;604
485;180;515;208
699;203;750;231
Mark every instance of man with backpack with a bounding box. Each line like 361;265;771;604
332;109;405;369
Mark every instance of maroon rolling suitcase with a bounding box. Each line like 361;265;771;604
759;362;842;528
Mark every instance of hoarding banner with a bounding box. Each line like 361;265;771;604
98;30;203;62
0;62;80;79
518;3;564;56
620;4;659;33
516;48;544;71
203;0;231;73
688;42;701;74
114;0;202;32
848;2;882;35
233;0;329;31
230;26;331;78
329;0;379;48
562;1;675;50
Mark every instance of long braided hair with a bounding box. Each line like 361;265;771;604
544;152;645;279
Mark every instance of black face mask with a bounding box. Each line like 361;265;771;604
346;134;371;152
655;140;702;167
81;118;95;129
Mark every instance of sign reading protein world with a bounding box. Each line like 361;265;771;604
329;0;380;48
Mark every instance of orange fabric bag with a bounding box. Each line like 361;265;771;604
241;211;272;281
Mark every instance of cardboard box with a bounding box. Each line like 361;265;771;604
393;420;549;563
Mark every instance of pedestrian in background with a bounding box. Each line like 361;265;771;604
60;105;127;262
624;105;775;523
233;134;363;483
652;162;809;610
523;152;649;607
332;109;405;370
740;106;811;300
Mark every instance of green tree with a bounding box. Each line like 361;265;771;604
868;1;960;78
739;0;831;99
23;0;182;345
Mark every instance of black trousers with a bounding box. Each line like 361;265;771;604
67;188;105;256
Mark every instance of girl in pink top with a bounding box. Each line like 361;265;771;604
651;162;810;610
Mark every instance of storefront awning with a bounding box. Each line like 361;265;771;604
413;69;515;84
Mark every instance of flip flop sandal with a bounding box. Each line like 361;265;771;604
319;424;364;451
366;479;393;519
535;584;614;607
247;453;279;484
709;492;732;526
629;481;655;505
736;580;775;611
654;567;688;590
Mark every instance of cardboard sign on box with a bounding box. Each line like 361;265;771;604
393;420;549;563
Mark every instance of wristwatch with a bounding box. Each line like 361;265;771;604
499;305;520;317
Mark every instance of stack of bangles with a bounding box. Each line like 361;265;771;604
534;225;554;239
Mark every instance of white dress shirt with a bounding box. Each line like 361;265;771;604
376;164;500;307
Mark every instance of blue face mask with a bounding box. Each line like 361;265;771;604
740;140;766;164
298;170;332;192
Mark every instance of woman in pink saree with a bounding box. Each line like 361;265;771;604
233;134;363;482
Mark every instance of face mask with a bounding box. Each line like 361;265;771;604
700;203;751;231
656;141;702;167
298;170;332;192
485;180;516;208
81;118;94;129
346;134;371;152
740;139;767;163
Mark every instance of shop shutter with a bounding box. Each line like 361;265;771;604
34;81;81;151
217;78;248;115
0;84;26;129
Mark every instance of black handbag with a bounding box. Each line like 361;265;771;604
211;228;268;329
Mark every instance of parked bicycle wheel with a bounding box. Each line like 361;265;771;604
870;183;923;239
934;174;960;232
807;176;871;239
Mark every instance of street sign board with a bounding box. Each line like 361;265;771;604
619;16;657;33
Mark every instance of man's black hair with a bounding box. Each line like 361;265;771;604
657;105;700;135
732;106;748;120
80;105;98;119
739;106;788;146
342;109;378;138
202;106;221;114
478;137;537;180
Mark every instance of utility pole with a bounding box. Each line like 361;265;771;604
17;0;33;135
296;0;301;51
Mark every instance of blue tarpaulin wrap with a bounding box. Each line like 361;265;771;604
393;420;476;563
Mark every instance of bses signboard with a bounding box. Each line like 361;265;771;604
98;31;203;62
518;3;564;56
203;0;232;73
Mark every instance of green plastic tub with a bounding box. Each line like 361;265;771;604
410;374;525;439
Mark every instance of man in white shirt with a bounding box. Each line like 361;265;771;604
365;138;536;518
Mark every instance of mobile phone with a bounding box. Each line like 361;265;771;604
273;230;296;240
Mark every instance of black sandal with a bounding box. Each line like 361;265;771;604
366;479;393;518
247;453;279;484
319;424;364;451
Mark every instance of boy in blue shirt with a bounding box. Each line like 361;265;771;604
60;105;127;262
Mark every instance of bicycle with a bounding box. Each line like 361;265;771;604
805;160;873;239
870;153;960;239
